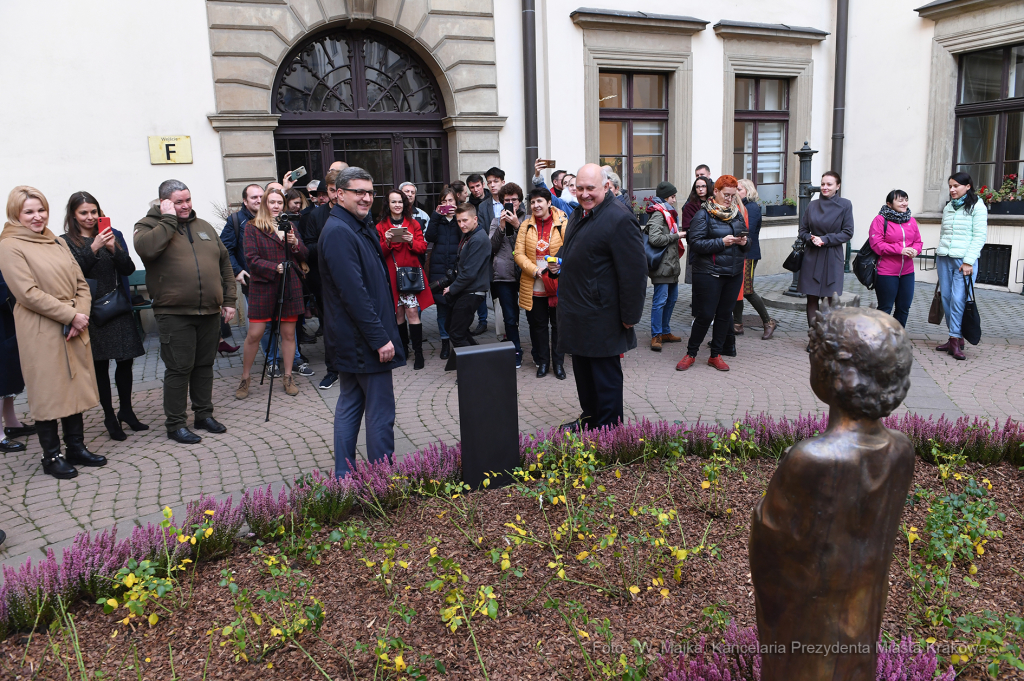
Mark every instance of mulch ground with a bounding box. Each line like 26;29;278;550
2;456;1022;680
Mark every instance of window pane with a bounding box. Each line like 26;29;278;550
334;138;394;217
404;137;444;213
735;78;755;110
1006;111;1023;162
1011;46;1024;98
757;122;785;153
632;121;665;156
600;121;625;156
600;156;625;181
599;73;624;108
759;79;787;111
734;153;753;180
734;122;753;154
961;48;1004;103
759;184;784;206
633;74;665;109
756;153;784;185
956;164;995;190
632;156;664;190
957;115;999;167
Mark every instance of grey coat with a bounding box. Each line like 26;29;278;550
644;210;683;284
797;195;854;297
489;217;519;283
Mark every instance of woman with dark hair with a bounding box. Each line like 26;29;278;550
378;189;431;370
285;188;307;215
0;187;104;479
682;176;712;287
869;189;922;329
236;187;308;399
797;171;854;328
675;175;749;372
425;187;459;360
60;191;147;440
936;172;987;360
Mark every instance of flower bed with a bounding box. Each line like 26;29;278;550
0;414;1022;679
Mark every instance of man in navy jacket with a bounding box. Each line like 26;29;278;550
319;167;405;475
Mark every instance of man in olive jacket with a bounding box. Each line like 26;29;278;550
134;180;237;444
551;164;646;430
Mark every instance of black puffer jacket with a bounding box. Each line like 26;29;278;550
687;208;749;277
424;211;460;283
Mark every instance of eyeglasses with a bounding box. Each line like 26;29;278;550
341;188;375;198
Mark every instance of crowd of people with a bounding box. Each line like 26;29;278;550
0;152;989;483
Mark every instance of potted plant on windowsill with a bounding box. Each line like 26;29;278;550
763;197;797;217
980;174;1024;215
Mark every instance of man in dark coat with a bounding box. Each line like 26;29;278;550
302;169;342;389
442;204;492;361
319;167;405;475
551;164;647;430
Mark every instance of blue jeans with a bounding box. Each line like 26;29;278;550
334;371;395;476
936;256;976;338
261;325;301;364
650;283;679;336
491;282;522;355
477;297;488;323
435;302;450;340
874;272;915;328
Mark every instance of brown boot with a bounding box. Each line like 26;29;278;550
936;336;957;353
651;334;662;352
952;337;966;361
661;333;682;343
733;322;744;335
761;319;777;340
282;374;299;396
235;377;251;400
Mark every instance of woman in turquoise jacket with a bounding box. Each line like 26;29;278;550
936;172;987;360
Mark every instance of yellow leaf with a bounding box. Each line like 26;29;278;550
969;564;978;575
267;663;273;669
190;536;196;545
615;469;621;479
395;654;407;671
145;658;151;663
271;627;283;637
148;613;159;626
660;588;670;598
204;509;215;516
925;637;936;644
701;481;711;489
111;630;118;638
557;569;565;578
106;598;118;608
204;527;213;538
628;586;640;595
178;534;187;543
399;561;409;569
429;547;438;557
251;613;262;625
577;630;589;639
500;559;511;570
576;551;589;561
977;545;985;555
951;654;960;664
123;573;137;588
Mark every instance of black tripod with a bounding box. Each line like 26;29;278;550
260;214;299;422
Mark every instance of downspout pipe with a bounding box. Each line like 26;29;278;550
830;0;849;177
522;0;539;180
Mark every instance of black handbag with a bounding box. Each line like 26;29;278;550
961;274;981;345
392;254;425;294
782;241;805;272
86;279;132;327
642;231;668;272
852;219;887;290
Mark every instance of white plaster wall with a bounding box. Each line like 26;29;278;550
842;3;935;246
494;0;527;183
0;1;225;266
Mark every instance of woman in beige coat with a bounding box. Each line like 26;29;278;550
0;186;105;479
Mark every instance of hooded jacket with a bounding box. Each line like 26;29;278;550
134;206;237;316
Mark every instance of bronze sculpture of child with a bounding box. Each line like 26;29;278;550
750;307;915;681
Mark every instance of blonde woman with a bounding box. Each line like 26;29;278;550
236;187;308;398
0;186;104;479
735;179;777;339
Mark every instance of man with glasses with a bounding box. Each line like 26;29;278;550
319;167;404;475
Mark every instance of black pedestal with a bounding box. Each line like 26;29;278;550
454;342;520;489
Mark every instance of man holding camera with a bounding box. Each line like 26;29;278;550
548;164;646;430
443;204;492;362
134;180;236;444
319;167;405;475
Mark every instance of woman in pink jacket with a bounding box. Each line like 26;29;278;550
868;189;923;327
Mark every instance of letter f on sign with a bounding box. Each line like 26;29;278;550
164;143;176;161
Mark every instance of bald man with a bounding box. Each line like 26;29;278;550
548;164;646;429
330;161;350;173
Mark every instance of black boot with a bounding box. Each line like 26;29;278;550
397;322;410;360
115;359;148;431
62;414;107;467
440;339;450;360
38;419;77;479
117;409;149;431
410;323;425;370
103;409;127;441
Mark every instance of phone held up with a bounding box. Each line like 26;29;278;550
537;159;557;168
98;217;112;233
438;205;453;216
290;166;307;182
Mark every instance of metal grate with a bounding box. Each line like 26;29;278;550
976;244;1012;286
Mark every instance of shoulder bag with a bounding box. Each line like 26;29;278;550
961;274;981;345
392;253;425;294
782;240;805;273
86;278;133;327
852;219;887;290
927;282;943;325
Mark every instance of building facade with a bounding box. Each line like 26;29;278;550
2;0;1022;292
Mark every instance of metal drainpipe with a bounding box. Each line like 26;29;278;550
522;0;539;180
831;0;850;270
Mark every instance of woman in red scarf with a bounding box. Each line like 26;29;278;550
645;181;685;351
378;190;432;369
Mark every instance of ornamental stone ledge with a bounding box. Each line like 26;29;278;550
570;7;708;35
915;0;1021;20
713;20;829;44
208;113;282;132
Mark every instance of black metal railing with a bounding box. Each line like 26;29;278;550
977;244;1012;287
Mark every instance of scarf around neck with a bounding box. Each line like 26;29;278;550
704;199;738;223
879;205;911;224
950;195;966;209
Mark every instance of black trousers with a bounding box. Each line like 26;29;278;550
155;313;221;430
572;355;623;430
448;292;484;348
525;297;562;366
687;271;744;357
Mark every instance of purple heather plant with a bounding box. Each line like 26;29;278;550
293;469;357;526
347;457;410;513
876;635;956;681
184;494;244;561
242;484;300;540
397;441;461;487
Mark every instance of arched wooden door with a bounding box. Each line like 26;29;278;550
273;28;449;217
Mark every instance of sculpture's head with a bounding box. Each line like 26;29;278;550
808;307;912;420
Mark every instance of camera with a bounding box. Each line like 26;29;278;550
276;212;302;230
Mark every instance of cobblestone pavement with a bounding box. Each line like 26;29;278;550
2;274;1022;569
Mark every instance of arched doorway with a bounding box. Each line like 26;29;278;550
272;28;449;217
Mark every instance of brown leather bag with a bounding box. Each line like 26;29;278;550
927;282;944;325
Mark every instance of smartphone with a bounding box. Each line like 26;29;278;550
98;217;112;233
504;223;514;238
63;324;72;338
503;202;514;215
738;230;749;238
538;159;557;168
290;166;307;182
389;227;409;238
438;205;453;216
